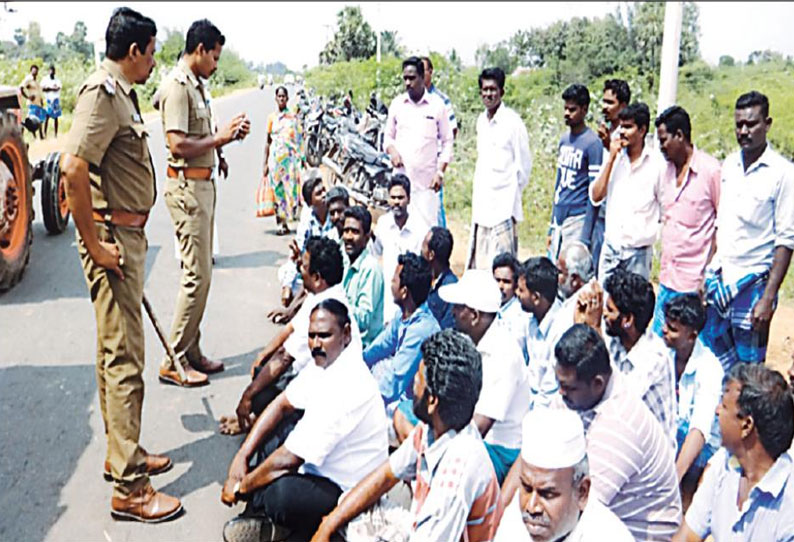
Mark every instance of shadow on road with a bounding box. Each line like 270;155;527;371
213;249;282;270
0;364;95;541
206;347;262;382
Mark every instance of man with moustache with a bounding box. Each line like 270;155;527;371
326;185;350;240
700;91;794;370
467;67;532;270
384;56;453;229
222;300;388;542
494;409;633;542
61;7;182;521
158;19;251;386
548;84;603;263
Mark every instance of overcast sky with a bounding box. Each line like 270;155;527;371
1;2;792;71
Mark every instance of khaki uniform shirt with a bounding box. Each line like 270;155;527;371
159;58;215;169
21;74;43;106
63;59;155;214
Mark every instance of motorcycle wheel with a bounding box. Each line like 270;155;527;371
306;134;321;167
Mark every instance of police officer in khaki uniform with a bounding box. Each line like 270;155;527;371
60;7;182;523
158;19;250;387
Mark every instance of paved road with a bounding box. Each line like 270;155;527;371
0;86;290;541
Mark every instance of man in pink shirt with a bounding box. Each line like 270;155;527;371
384;56;454;230
652;105;721;335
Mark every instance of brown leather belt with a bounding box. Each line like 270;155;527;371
93;209;149;228
166;166;213;180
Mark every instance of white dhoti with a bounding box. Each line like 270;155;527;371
408;187;439;230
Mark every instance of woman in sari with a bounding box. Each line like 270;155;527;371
260;86;304;235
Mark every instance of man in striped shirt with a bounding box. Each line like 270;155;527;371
553;324;682;541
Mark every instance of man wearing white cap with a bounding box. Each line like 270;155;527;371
393;269;530;483
495;409;634;542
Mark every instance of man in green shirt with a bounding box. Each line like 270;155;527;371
342;206;384;347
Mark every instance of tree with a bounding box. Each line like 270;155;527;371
13;28;25;48
719;55;735;67
319;6;376;65
475;43;517;74
380;30;403;58
65;21;93;61
156;28;185;67
265;62;288;75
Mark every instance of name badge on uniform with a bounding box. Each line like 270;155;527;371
132;112;142;123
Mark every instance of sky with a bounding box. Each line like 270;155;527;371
1;2;793;71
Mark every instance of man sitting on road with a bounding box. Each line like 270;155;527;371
371;175;430;324
311;329;500;542
342;205;384;347
422;226;458;330
492;252;528;359
221;300;388;542
494;409;634;542
326;185;350;241
555;241;596;329
363;252;439;411
674;364;794;542
575;269;677;445
219;236;360;435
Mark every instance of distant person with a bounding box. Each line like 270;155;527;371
422;226;458;330
700;91;794;370
590;102;662;282
421;55;458;228
674;364;794;542
371;175;429;323
653;105;721;336
468;67;532;270
19;64;45;139
41;65;62;138
548;84;602;263
384;56;453;229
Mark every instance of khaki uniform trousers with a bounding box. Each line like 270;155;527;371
163;175;216;368
77;223;149;498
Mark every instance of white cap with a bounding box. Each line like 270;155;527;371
521;408;586;469
438;269;501;314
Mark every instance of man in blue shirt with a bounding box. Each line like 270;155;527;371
675;364;794;542
548;84;604;262
363;252;440;410
422;226;458;330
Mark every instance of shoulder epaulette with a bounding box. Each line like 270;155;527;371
102;75;116;96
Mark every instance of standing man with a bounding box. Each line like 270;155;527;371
19;64;45;139
41;65;62;138
60;7;182;522
548;84;603;263
653;106;721;335
701;91;794;370
384;56;453;229
590;102;662;282
468;67;532;270
158;19;251;386
421;56;458;228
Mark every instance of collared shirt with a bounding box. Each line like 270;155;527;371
160;58;215;168
608;330;677;446
472;103;533;227
371;211;429;322
343;247;385;347
363;302;440;405
659;147;721;292
686;449;794;541
384;90;454;191
64;58;155;213
575;373;682;541
677;339;724;455
494;489;635;542
715;145;794;285
296;204;335;252
591;144;663;249
496;296;529;362
427;83;458;132
475;322;530;449
284;344;388;492
526;299;567;409
426;268;458;330
284;284;362;373
390;422;500;542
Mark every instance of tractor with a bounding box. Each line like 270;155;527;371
0;85;69;292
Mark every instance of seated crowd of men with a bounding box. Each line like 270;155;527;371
217;81;794;542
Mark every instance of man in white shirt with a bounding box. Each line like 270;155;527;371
701;90;794;370
590;102;662;282
494;409;634;542
438;269;530;483
467;67;532;270
221;300;387;542
371;174;429;323
384;56;454;229
41;65;62;138
554;241;596;333
493;252;528;359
